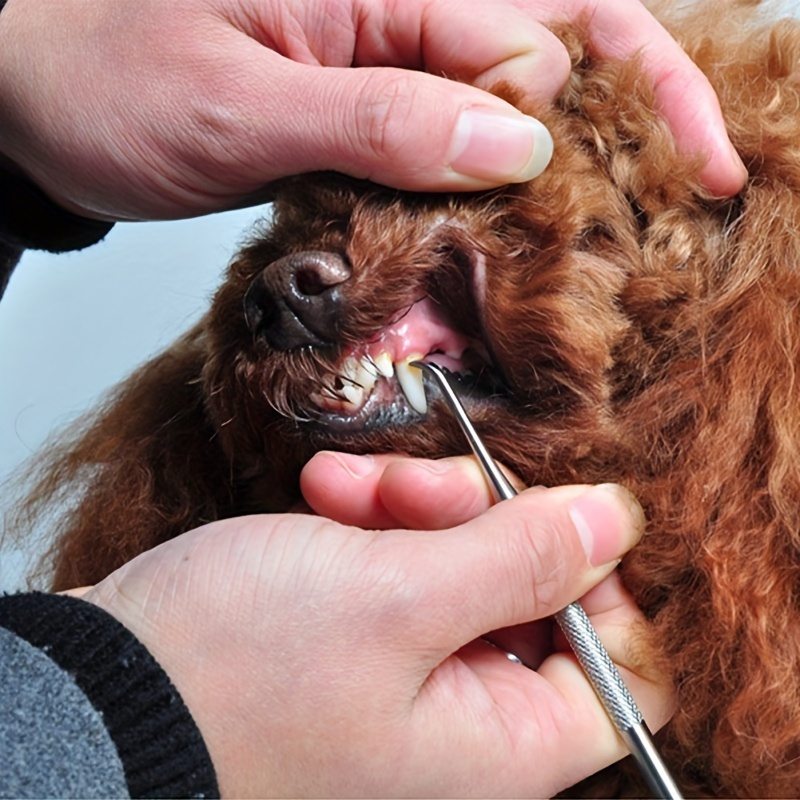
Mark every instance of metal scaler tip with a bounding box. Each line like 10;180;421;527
410;361;683;800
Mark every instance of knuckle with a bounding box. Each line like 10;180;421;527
507;509;574;616
353;70;442;165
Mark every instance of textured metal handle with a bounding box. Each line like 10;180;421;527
554;601;643;731
555;602;684;799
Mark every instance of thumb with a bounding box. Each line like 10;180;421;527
237;51;554;192
394;483;645;654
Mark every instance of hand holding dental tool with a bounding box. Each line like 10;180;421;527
411;361;683;800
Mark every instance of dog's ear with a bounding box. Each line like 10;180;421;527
10;325;236;591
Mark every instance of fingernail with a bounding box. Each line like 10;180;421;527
327;452;375;479
448;109;553;183
568;484;645;566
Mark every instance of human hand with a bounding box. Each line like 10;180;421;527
79;451;672;798
0;0;744;223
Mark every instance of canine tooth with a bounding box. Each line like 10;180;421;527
395;355;428;415
373;351;394;378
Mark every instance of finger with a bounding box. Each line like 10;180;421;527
448;572;673;790
353;0;573;103
547;570;674;737
376;456;527;529
644;50;746;196
455;633;672;791
385;483;645;654
491;571;666;686
533;584;675;774
212;31;554;193
300;451;520;529
302;452;527;529
540;0;747;195
299;452;401;529
350;0;744;195
483;619;556;670
553;570;668;687
482;568;651;673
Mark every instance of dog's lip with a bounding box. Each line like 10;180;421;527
308;360;501;432
307;378;424;432
308;294;500;426
303;233;499;427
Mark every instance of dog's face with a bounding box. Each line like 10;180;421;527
203;170;620;481
199;133;698;505
196;51;732;504
30;12;800;795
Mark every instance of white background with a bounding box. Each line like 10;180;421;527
0;206;269;589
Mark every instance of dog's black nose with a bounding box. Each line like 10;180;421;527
243;251;352;350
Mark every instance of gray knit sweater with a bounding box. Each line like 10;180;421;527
0;625;129;797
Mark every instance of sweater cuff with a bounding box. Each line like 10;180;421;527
0;169;115;253
0;592;219;799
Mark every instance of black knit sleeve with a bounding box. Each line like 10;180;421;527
0;170;115;254
0;169;116;295
0;592;220;799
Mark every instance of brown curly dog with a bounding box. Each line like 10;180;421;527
12;1;800;795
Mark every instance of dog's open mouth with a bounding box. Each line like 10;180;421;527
309;296;499;429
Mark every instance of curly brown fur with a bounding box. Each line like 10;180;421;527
10;1;800;795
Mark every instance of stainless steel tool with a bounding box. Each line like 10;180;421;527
411;360;682;800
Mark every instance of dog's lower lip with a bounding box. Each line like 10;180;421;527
309;379;420;431
308;363;503;432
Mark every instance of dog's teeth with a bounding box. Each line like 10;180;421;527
356;365;377;394
373;351;394;379
340;381;365;407
360;355;380;379
317;375;341;399
341;356;362;384
342;355;377;397
395;354;428;415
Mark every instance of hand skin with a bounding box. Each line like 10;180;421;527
0;0;745;223
72;453;674;798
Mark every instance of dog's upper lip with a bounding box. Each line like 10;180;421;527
364;296;474;365
310;293;496;420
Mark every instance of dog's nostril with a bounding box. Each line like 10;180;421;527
243;250;352;350
295;266;333;297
